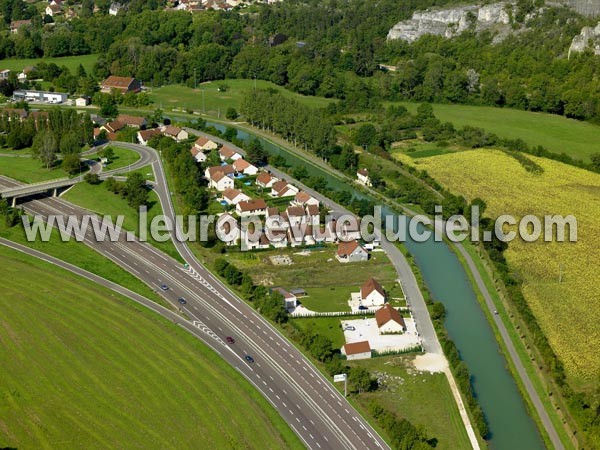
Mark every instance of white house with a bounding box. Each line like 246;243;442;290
205;165;234;180
210;172;234;191
233;158;258;176
236;198;267;217
219;145;242;161
271;180;299;198
336;240;368;263
194;136;218;152
0;69;10;80
292;191;319;207
273;287;298;310
75;97;90;107
256;171;278;188
375;304;406;334
161;125;189;142
109;2;122;15
357;168;372;186
137;128;161;145
359;278;386;307
341;341;371;361
222;188;250;206
190;147;207;163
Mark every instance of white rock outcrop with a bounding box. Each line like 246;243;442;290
387;2;512;42
568;23;600;57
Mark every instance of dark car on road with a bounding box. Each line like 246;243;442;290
245;355;254;363
160;284;169;291
226;336;235;344
178;297;187;305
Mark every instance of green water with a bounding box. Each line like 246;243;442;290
207;122;546;450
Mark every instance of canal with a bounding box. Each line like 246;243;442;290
207;121;545;450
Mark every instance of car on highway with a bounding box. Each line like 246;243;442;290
244;355;254;363
226;336;235;344
178;297;187;305
160;284;169;291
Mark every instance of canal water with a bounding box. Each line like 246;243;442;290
207;121;545;450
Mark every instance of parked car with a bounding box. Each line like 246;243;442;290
344;326;355;331
226;336;235;344
178;297;187;305
244;355;254;363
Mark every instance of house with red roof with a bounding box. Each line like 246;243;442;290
336;240;368;263
194;136;218;152
375;304;406;334
341;341;371;360
219;145;242;161
360;278;386;307
100;76;141;94
232;158;258;175
256;171;278;188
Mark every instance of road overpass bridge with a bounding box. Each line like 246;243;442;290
0;176;82;207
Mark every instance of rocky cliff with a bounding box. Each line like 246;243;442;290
387;3;516;43
568;23;600;57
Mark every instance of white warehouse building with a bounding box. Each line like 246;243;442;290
13;90;68;104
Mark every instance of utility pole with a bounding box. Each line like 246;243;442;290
194;68;197;90
202;89;205;113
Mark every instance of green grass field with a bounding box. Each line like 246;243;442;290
0;155;69;183
225;247;399;312
86;145;141;171
0;244;302;449
351;356;472;450
0;222;166;305
63;182;181;261
150;79;334;117
116;164;155;181
395;102;600;161
0;54;98;75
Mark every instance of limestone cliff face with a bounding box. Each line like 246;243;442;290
568;23;600;57
387;3;514;43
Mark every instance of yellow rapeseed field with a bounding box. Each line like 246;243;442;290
396;149;600;384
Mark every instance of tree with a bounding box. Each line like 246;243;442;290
349;367;375;393
124;172;148;209
353;124;377;149
32;130;57;168
245;138;267;165
225;107;238;120
102;146;114;162
62;153;82;175
59;132;81;154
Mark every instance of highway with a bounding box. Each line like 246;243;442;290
0;148;391;449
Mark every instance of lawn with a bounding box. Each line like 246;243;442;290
86;145;141;171
0;54;99;75
394;102;600;161
350;356;473;450
226;247;399;312
0;222;165;305
150;79;334;117
0;155;69;183
397;149;600;387
116;164;155;181
62;181;181;261
291;317;346;348
0;244;302;450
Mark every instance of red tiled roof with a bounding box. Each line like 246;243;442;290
237;198;267;212
207;165;234;177
233;158;251;171
219;145;238;159
223;188;242;201
337;240;361;257
361;278;384;299
375;304;405;329
117;114;146;126
138;128;161;141
162;125;182;137
343;341;371;355
256;172;273;185
286;205;305;218
102;76;137;89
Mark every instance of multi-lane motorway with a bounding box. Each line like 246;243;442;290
0;145;391;449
